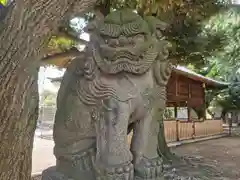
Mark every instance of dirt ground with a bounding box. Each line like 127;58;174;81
32;131;240;179
169;136;240;180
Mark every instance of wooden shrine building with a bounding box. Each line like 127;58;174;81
166;66;229;121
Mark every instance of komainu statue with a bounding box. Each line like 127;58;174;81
42;9;172;180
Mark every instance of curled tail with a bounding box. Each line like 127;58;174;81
153;60;172;87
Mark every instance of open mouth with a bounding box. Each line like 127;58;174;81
112;52;138;61
99;44;147;61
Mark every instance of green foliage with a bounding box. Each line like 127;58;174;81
0;0;7;6
48;0;232;64
181;6;240;113
48;36;75;53
208;75;240;113
201;7;240;74
163;107;174;119
40;90;57;106
46;0;240;114
95;0;227;64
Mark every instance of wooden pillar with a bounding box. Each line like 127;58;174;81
192;120;196;139
187;105;191;122
175;74;178;97
203;83;207;120
188;79;191;122
174;105;177;119
174;104;179;141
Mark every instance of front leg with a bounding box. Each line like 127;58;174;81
130;111;163;180
94;98;134;180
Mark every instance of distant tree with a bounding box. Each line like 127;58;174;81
40;90;57;106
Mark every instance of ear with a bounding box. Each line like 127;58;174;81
83;22;96;33
84;9;104;33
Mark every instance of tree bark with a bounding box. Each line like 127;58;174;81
156;109;177;163
0;0;96;179
156;111;170;156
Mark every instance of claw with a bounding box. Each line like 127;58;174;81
151;161;157;166
124;165;130;172
130;169;134;180
146;161;151;167
107;167;115;174
157;160;162;166
157;166;163;176
116;167;124;174
146;167;151;178
134;157;163;180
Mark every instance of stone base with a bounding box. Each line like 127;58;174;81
42;166;95;180
134;176;165;180
42;166;70;180
31;174;42;180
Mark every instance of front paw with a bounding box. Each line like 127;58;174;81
95;163;134;180
134;157;163;180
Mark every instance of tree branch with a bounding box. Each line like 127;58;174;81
41;47;84;68
95;0;110;16
57;28;88;45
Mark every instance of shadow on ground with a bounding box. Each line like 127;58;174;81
163;133;240;180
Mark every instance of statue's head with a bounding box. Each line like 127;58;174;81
88;9;159;74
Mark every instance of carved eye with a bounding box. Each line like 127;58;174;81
135;34;145;42
128;37;133;44
156;30;163;38
108;39;118;47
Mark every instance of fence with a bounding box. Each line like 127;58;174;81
164;119;224;143
38;105;56;128
38;105;224;144
128;119;224;144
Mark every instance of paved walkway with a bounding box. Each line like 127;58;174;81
32;137;55;173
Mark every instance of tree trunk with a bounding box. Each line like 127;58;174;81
156;110;177;163
0;0;96;179
0;69;39;180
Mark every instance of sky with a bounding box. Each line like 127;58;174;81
38;66;65;94
233;0;240;4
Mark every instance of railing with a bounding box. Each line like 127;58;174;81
164;119;224;143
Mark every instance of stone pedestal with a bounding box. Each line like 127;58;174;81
42;166;95;180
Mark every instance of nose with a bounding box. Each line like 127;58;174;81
118;35;127;46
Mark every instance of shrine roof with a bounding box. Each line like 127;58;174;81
174;66;229;88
